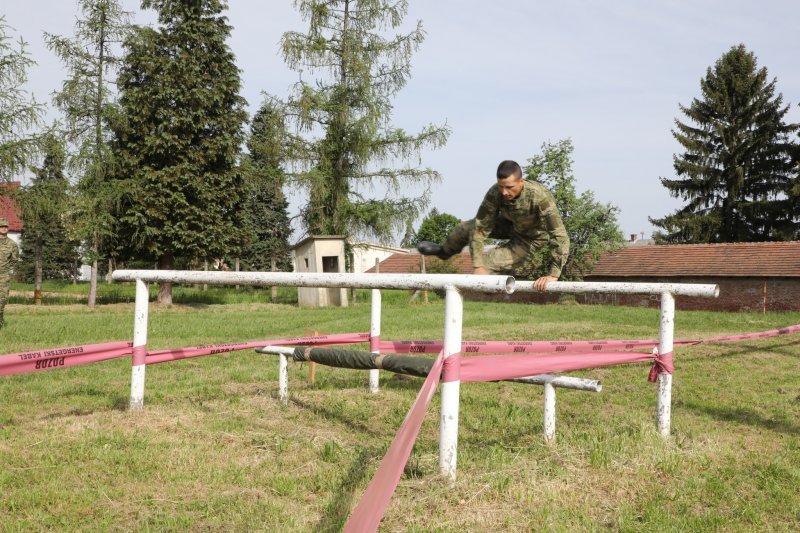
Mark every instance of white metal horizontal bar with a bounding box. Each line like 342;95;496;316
111;270;515;294
515;280;719;298
510;374;602;392
256;346;295;356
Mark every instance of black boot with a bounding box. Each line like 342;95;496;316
417;241;450;260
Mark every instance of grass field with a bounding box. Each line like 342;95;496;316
1;284;799;531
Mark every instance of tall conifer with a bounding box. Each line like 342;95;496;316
281;0;449;243
110;0;247;304
651;45;800;242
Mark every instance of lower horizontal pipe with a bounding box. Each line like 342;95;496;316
256;346;602;391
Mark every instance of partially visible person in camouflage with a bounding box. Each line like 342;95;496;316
0;217;19;329
418;160;569;292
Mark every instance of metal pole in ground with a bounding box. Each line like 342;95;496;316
369;287;381;393
657;291;675;437
129;279;149;411
543;382;556;443
439;285;463;480
278;352;289;405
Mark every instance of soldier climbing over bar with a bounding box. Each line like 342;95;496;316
417;160;570;292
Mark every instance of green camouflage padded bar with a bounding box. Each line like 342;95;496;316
291;347;435;378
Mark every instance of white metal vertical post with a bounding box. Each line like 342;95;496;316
657;291;675;437
543;382;556;443
368;288;381;393
278;353;289;404
129;279;149;411
439;286;463;480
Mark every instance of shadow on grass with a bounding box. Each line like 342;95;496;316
288;396;381;437
316;446;376;532
679;399;800;436
687;339;799;361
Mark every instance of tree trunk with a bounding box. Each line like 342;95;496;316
270;254;277;303
88;259;98;308
157;254;173;306
34;239;43;306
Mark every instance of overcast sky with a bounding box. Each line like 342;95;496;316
5;0;800;243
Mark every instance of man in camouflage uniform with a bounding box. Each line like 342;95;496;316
418;160;569;291
0;217;19;328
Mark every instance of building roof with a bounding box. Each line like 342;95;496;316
365;251;473;274
0;182;23;232
588;241;800;278
290;235;346;250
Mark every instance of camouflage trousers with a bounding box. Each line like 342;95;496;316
441;218;532;275
0;275;9;328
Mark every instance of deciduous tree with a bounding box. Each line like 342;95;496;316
525;139;624;279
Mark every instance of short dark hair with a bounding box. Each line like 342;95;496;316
496;160;522;180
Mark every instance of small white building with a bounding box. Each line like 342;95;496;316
291;235;349;307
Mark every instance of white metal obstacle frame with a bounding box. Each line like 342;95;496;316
111;270;719;480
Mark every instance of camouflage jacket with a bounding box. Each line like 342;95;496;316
0;238;19;276
470;180;570;277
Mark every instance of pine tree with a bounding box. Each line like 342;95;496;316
46;0;130;307
281;0;449;243
651;45;800;243
18;135;79;293
110;0;247;304
240;98;293;272
525;139;624;279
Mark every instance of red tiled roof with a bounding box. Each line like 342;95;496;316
0;182;23;232
588;241;800;278
366;252;474;274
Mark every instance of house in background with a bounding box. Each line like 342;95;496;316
585;241;800;312
350;241;409;273
0;181;23;247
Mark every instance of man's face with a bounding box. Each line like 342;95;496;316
0;226;8;237
497;174;525;201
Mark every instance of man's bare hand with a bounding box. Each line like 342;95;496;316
473;266;489;275
533;275;557;292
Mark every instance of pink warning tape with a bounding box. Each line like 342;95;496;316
379;338;693;355
145;332;370;365
378;323;800;356
343;352;444;533
0;341;134;377
452;350;658;383
0;333;370;377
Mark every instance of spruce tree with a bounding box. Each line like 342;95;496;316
240;98;293;272
110;0;247;304
651;45;800;243
46;0;130;307
18;135;79;292
281;0;449;243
